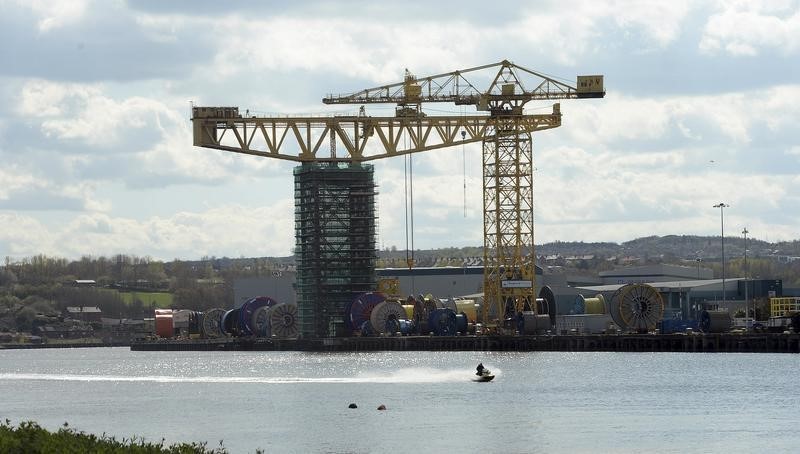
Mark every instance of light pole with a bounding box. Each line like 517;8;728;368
742;227;749;328
696;257;701;279
713;203;729;305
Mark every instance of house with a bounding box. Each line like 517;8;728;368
73;279;97;287
65;306;103;323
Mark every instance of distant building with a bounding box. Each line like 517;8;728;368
35;323;94;339
73;279;96;287
64;306;102;323
599;264;713;284
233;273;297;309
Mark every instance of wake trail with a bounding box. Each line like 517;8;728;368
0;368;499;384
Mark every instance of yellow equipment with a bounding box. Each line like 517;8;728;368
191;60;604;329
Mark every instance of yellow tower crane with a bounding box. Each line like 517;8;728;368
191;59;604;330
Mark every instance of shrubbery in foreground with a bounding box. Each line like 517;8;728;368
0;420;239;454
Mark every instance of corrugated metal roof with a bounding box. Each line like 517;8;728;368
576;278;742;292
65;306;102;313
598;264;703;278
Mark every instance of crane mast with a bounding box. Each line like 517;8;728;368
191;59;604;333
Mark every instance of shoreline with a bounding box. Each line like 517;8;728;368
130;333;800;353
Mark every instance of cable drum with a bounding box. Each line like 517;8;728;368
269;303;299;338
454;299;477;322
413;295;438;334
397;318;415;335
584;294;606;314
155;310;174;338
220;308;241;336
455;313;468;334
428;308;457;336
538;286;557;327
517;312;553;334
369;300;407;334
439;298;458;313
617;284;664;333
349;292;386;332
360;320;374;337
608;287;626;329
699;310;732;333
240;296;279;336
201;308;225;338
251;300;280;337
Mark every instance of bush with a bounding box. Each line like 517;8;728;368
0;420;235;454
14;307;37;332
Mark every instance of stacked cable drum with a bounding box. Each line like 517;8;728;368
210;296;298;339
347;292;419;336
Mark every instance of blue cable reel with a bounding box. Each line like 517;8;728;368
428;308;457;336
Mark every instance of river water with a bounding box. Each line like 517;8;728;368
1;347;798;453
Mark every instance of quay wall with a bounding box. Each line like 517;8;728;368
130;333;800;353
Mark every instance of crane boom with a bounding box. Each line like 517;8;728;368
322;60;603;112
192;106;561;162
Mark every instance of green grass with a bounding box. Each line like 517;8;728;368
118;291;173;309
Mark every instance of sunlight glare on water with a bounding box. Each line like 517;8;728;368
1;348;798;453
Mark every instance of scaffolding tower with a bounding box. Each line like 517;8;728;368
294;162;378;337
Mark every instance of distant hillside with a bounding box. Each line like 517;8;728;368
535;235;798;261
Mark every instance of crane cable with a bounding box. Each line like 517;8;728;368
403;135;415;270
404;141;409;268
403;132;416;295
462;134;466;217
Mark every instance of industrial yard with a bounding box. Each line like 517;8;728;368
132;61;800;352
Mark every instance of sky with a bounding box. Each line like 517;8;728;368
0;0;798;261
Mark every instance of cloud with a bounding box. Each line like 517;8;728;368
12;79;288;190
699;2;800;56
0;202;296;260
563;84;800;148
1;0;799;261
8;0;90;32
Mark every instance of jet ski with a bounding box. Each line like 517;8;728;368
473;369;495;382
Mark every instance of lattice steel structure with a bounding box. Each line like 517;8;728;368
294;163;377;337
482;123;535;321
191;60;603;336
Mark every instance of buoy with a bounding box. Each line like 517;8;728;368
348;403;357;409
377;404;387;410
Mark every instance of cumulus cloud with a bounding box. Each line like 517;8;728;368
564;84;800;147
8;0;90;32
1;0;799;260
13;79;284;187
700;2;800;56
0;201;295;260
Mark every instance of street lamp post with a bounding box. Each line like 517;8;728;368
713;203;729;305
743;227;749;328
